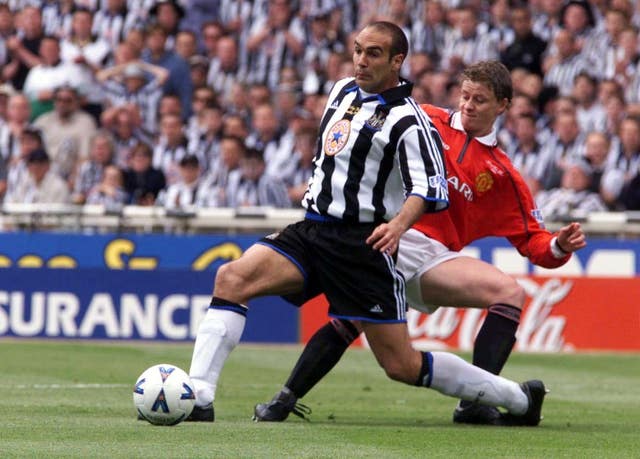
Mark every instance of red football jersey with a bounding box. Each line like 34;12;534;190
414;104;569;268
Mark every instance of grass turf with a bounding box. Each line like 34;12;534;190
1;340;639;458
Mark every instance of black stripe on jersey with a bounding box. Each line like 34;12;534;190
315;81;359;214
372;115;416;222
342;125;375;220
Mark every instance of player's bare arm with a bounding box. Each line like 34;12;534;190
366;195;428;253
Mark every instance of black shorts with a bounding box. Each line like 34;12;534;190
259;218;407;323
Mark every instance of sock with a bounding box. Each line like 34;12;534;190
473;304;520;374
459;303;520;409
189;297;247;407
286;319;359;398
423;351;528;415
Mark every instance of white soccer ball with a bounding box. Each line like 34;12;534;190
133;363;196;426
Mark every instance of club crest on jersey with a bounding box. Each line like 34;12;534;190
325;119;351;156
365;111;387;131
475;171;494;193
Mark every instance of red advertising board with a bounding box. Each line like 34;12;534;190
300;277;640;352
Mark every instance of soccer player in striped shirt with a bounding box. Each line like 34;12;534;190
186;25;548;425
253;61;585;426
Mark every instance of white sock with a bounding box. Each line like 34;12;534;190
428;352;528;415
189;307;246;407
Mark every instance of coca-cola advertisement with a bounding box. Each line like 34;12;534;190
300;277;640;352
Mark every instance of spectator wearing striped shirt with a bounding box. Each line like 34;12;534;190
479;0;514;54
531;0;562;43
542;28;591;97
558;0;597;58
152;112;192;185
97;59;168;137
410;0;448;66
198;134;245;208
245;0;305;90
284;125;315;207
185;86;216;150
0;93;31;172
4;127;40;201
225;147;290;208
506;113;543;195
587;7;628;80
440;5;499;74
92;0;140;51
601;116;640;208
583;131;610;194
85;163;128;207
572;72;607;134
72;130;115;204
158;153;205;210
5;148;70;204
108;106;145;168
207;34;247;102
245;102;291;181
534;110;587;191
188;102;224;174
536;160;607;219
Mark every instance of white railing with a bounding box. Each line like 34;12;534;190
1;203;639;236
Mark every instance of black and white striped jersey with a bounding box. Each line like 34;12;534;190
303;77;449;223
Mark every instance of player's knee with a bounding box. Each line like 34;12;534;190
491;276;525;308
213;262;246;300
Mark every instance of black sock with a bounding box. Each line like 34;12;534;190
460;303;520;408
285;319;358;398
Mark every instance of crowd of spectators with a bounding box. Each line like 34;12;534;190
1;0;640;217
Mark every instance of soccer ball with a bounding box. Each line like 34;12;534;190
133;363;196;426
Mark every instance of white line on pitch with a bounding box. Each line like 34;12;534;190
5;383;130;389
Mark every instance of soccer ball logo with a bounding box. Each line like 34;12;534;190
133;364;195;426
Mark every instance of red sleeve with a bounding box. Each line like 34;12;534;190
502;159;571;268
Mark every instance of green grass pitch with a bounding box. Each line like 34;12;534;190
1;340;639;458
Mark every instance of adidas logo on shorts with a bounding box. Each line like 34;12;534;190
369;305;383;313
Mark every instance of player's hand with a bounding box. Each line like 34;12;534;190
556;222;586;253
366;221;403;254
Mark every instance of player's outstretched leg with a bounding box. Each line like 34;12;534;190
253;319;358;422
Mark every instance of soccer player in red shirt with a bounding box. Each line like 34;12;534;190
253;61;586;425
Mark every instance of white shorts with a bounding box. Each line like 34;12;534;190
396;228;464;314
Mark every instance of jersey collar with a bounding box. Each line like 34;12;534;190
348;78;414;105
450;111;498;147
